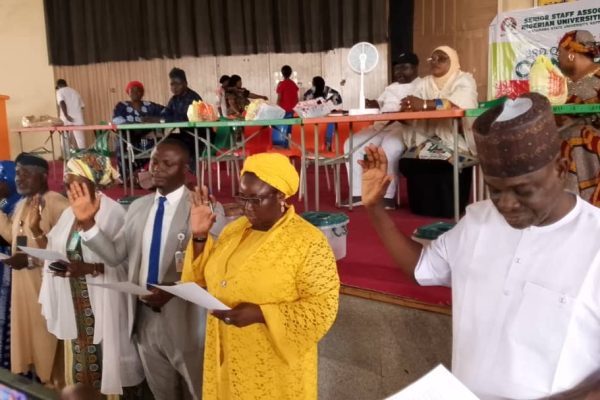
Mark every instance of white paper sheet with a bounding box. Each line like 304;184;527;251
18;246;69;263
0;253;9;261
87;281;152;296
385;365;479;400
153;283;231;310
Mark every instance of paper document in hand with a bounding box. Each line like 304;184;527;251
18;246;69;263
153;283;231;310
87;281;152;296
385;364;479;400
0;253;9;261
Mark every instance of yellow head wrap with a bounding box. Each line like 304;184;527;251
241;153;299;198
65;151;119;188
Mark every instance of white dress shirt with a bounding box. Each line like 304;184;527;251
138;186;185;285
377;78;421;112
80;185;185;285
415;196;600;399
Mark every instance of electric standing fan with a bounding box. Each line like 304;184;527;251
347;42;380;116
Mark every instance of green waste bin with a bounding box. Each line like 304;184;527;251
302;212;349;260
413;221;455;240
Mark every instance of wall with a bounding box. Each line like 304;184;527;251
53;44;389;126
0;0;555;160
0;0;60;159
499;0;536;11
413;0;545;102
413;0;499;101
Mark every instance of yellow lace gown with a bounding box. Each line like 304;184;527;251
182;207;340;399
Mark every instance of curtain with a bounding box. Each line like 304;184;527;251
389;0;414;63
44;0;388;66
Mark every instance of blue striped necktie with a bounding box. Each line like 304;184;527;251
147;196;167;287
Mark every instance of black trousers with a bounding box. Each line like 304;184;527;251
399;158;473;218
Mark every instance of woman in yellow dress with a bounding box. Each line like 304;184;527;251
182;153;340;399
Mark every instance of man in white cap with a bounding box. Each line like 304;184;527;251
342;52;421;209
361;92;600;399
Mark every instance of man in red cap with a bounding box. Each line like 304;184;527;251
362;92;600;399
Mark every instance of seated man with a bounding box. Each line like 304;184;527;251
362;93;600;399
161;67;208;159
162;67;202;123
342;52;421;209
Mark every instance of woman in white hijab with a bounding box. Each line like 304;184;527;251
39;149;144;397
400;45;478;152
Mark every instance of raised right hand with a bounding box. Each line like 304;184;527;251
67;181;100;229
358;145;393;208
190;186;216;237
28;194;44;236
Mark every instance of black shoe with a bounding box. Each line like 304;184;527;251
340;196;362;208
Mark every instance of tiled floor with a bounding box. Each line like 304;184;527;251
318;295;452;399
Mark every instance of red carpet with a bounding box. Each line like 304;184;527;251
49;161;451;309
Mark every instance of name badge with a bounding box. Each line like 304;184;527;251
175;232;186;272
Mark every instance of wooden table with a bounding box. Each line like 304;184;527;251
13;124;116;179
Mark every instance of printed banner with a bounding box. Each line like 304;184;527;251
488;0;600;99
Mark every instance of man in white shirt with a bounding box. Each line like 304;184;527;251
343;52;421;209
361;92;600;399
56;79;86;149
69;138;205;400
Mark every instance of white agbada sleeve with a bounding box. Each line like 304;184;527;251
414;214;470;287
84;195;144;393
40;210;78;339
40;195;144;395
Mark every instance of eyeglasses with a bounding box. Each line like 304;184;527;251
233;193;275;207
427;55;449;64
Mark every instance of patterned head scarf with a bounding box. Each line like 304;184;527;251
0;161;22;215
126;81;144;95
559;30;600;57
241;153;299;198
473;92;560;178
65;151;119;188
432;46;461;90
